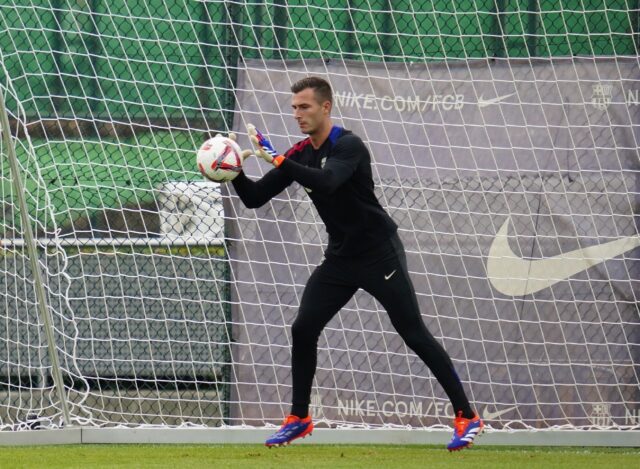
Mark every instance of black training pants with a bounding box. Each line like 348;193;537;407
290;233;472;418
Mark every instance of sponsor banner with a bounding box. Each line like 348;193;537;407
226;58;639;428
309;392;640;428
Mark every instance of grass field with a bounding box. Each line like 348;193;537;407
1;444;638;469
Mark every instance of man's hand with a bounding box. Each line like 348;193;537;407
247;124;286;167
221;132;253;161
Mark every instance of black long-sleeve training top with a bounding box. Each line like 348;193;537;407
231;126;397;257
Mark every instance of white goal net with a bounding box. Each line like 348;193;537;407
0;1;638;433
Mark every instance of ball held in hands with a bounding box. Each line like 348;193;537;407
196;135;244;182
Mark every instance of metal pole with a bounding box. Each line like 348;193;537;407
527;0;538;58
0;87;71;427
223;0;241;130
493;0;506;58
273;0;288;61
635;0;640;53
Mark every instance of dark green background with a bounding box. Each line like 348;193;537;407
0;1;637;232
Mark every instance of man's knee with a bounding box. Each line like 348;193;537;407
401;330;426;352
292;312;323;344
396;322;437;352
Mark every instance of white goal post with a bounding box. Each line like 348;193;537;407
0;0;638;446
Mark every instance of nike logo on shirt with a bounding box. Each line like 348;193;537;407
384;270;397;280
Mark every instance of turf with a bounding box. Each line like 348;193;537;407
1;444;637;469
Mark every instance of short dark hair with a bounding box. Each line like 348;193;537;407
291;76;333;105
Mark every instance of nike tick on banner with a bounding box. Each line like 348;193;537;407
477;92;516;108
487;217;640;296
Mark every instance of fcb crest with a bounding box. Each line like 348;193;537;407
591;83;613;110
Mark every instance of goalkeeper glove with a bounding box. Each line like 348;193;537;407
247;124;286;168
218;132;253;162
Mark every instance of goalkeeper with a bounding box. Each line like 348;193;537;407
229;76;483;451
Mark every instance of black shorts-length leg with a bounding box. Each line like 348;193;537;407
290;258;358;417
358;234;473;417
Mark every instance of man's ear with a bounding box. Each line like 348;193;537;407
323;100;332;115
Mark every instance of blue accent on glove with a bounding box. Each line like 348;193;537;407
254;128;280;157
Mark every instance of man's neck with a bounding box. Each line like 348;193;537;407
309;121;333;149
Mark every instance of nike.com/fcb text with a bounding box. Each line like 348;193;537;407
318;398;640;424
332;88;640;113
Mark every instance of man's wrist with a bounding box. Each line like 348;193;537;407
272;155;285;167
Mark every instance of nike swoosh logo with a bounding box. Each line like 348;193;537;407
384;270;396;280
482;405;518;421
488;217;640;296
478;92;516;108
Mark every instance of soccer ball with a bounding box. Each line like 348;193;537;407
197;135;243;182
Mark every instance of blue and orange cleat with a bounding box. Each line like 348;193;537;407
447;411;484;451
265;415;314;447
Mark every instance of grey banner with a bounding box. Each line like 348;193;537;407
226;58;639;429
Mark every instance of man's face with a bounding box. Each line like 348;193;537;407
292;88;331;135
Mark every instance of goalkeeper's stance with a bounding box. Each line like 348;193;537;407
228;77;483;451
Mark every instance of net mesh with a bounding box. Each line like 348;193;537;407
0;0;638;430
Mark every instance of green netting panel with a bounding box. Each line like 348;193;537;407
1;1;637;120
0;0;638;229
9;133;199;234
538;0;638;57
0;0;230;121
95;0;203;120
0;2;57;118
239;1;637;61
